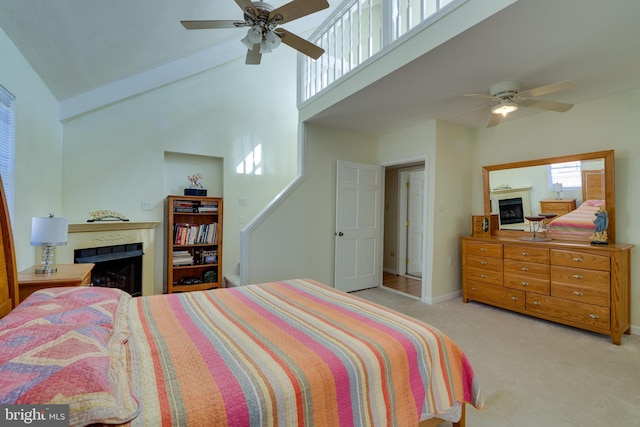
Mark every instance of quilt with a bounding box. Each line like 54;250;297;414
126;278;483;426
547;200;604;239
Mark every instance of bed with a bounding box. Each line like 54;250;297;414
546;199;605;240
0;180;482;427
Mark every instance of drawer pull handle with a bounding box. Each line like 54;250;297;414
521;282;529;286
481;274;487;279
573;291;583;296
521;267;529;271
572;274;583;279
511;297;519;301
521;252;529;256
589;314;600;319
472;287;478;291
533;301;541;306
480;261;488;265
572;257;583;262
480;248;486;252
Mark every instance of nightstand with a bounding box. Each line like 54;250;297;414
539;198;577;217
18;263;94;303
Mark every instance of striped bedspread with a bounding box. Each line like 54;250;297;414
547;203;599;239
127;279;482;426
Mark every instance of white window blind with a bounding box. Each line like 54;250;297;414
549;161;581;190
0;84;16;221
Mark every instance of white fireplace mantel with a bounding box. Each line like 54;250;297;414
490;187;533;230
57;221;160;296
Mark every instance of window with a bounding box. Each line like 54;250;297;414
549;161;581;190
0;84;15;220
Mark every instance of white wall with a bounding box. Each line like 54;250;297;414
0;27;62;270
471;88;640;329
61;47;301;294
432;121;474;299
377;120;474;301
246;123;377;284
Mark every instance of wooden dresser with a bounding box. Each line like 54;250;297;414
539;198;577;217
461;236;633;344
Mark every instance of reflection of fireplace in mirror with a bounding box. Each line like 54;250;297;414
498;198;524;225
74;243;143;296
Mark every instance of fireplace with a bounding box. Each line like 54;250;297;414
75;243;143;296
56;221;159;296
498;197;524;225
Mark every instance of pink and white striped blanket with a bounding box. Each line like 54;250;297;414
126;279;483;426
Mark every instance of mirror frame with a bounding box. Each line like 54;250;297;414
482;150;616;243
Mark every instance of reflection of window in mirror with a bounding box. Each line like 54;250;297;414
548;161;581;190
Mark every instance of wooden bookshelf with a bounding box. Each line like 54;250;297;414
166;195;222;293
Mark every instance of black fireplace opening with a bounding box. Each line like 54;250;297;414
74;243;143;297
498;197;524;225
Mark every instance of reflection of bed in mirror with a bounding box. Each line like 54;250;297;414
483;150;616;243
546;199;604;240
546;169;605;241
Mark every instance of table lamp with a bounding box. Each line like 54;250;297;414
553;183;563;200
31;213;68;274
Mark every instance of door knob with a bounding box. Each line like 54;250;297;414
337;232;344;236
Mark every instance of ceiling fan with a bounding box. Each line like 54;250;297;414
464;80;576;127
181;0;329;65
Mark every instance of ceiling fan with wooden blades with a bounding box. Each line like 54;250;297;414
181;0;329;65
464;80;576;127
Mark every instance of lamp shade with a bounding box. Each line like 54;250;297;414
31;215;68;246
553;183;563;193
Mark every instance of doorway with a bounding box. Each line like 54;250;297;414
382;162;425;299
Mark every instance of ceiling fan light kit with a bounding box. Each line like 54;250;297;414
491;100;518;116
181;0;329;65
241;26;263;49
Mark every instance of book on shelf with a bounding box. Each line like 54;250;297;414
173;200;199;213
172;249;194;266
198;200;218;212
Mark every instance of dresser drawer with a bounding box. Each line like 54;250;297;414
504;245;549;263
551;282;610;307
467;282;525;309
551;266;610;289
504;274;549;295
504;259;549;279
526;294;610;330
466;254;503;272
550;249;610;271
540;202;573;216
466;268;503;286
465;241;503;258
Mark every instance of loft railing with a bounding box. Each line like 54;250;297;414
300;0;465;103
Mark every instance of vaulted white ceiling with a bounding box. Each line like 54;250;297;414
0;0;334;101
2;0;640;133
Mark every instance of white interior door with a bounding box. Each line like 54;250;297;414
335;160;382;292
406;170;424;277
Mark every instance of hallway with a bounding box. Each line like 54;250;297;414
382;272;421;298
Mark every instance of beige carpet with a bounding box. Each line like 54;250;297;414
353;287;640;427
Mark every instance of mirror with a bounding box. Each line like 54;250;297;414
482;150;616;243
